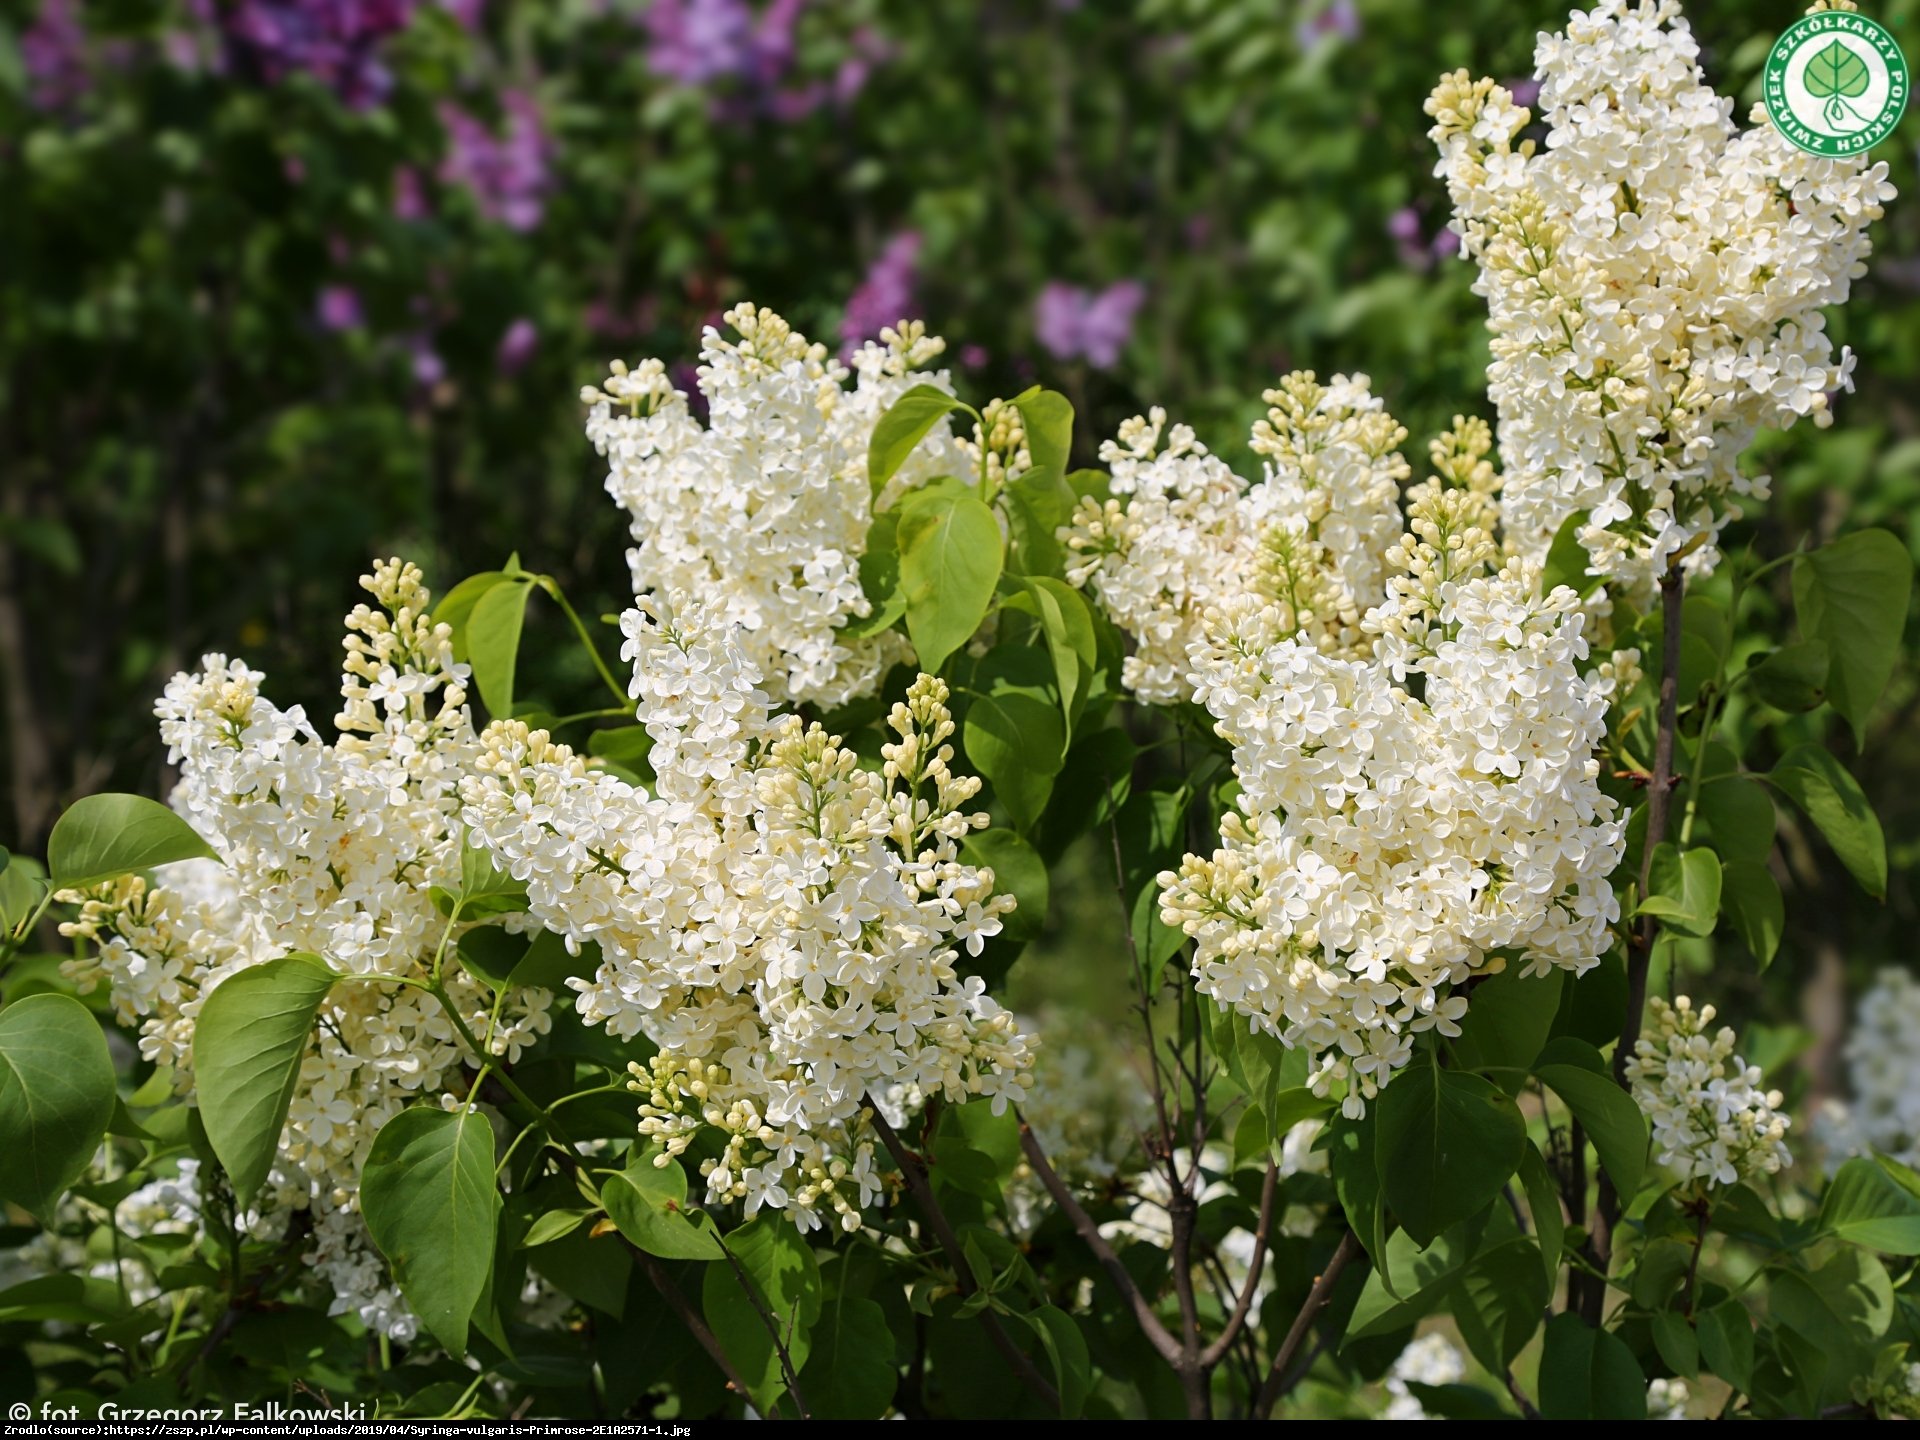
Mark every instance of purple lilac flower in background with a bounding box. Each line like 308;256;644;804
1035;280;1147;370
1504;77;1542;108
22;0;88;112
221;0;417;109
316;284;365;331
1387;207;1461;270
839;231;922;360
495;318;539;376
438;90;553;232
642;0;793;87
1295;0;1360;50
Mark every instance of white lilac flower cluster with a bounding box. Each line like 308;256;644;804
1811;966;1920;1170
1428;0;1894;596
1382;1333;1465;1421
583;304;970;710
1626;995;1791;1190
459;595;1036;1233
1647;1377;1692;1420
1157;510;1624;1115
1061;373;1410;703
60;561;554;1341
0;1155;205;1314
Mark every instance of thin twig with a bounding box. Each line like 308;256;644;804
1016;1117;1183;1368
866;1099;1063;1413
1200;1161;1278;1368
1585;564;1685;1322
714;1235;813;1419
1252;1231;1361;1420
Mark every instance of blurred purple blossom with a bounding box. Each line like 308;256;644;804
409;334;446;387
1505;77;1542;108
1295;0;1359;50
495;317;538;375
1035;280;1146;370
317;285;364;331
439;0;486;28
960;344;989;370
392;166;429;220
438;91;553;232
22;0;88;112
642;0;803;87
221;1;416;108
1388;207;1459;270
839;231;921;359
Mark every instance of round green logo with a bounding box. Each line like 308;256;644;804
1764;11;1909;156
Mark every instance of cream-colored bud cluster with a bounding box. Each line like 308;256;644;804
585;306;970;709
1627;995;1791;1190
63;563;535;1340
1061;374;1410;702
462;597;1033;1234
1429;0;1894;599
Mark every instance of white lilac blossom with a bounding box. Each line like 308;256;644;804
1429;0;1894;596
584;305;969;708
1383;1333;1465;1421
1061;373;1411;703
1626;996;1791;1190
1647;1377;1691;1420
1158;516;1624;1115
1810;966;1920;1170
460;596;1035;1233
59;560;552;1341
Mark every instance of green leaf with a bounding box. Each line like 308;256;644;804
1329;1109;1393;1291
1012;389;1074;477
1769;1247;1893;1372
1744;640;1829;714
1792;530;1912;746
798;1294;897;1419
869;384;969;500
1719;860;1784;968
1802;37;1871;100
844;509;907;639
1650;1310;1698;1378
0;994;116;1223
361;1106;501;1358
46;794;216;889
1769;744;1886;898
1692;776;1777;866
1375;1057;1526;1248
1537;1312;1646;1420
1021;1306;1091;1418
468;576;536;720
959;829;1049;947
435;837;531;921
192;954;338;1207
1346;1222;1484;1341
1403;1383;1515;1421
434;570;510;661
1012;577;1098;741
1696;1300;1753;1391
1003;470;1075;577
523;1209;591;1248
1453;1238;1548;1373
1451;969;1564;1092
526;1222;631;1318
603;1156;721;1262
963;690;1064;832
1636;843;1721;937
0;854;46;933
897;488;1003;673
1541;511;1599;598
1534;1039;1647;1203
703;1217;823;1415
1818;1157;1920;1255
1518;1142;1566;1289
